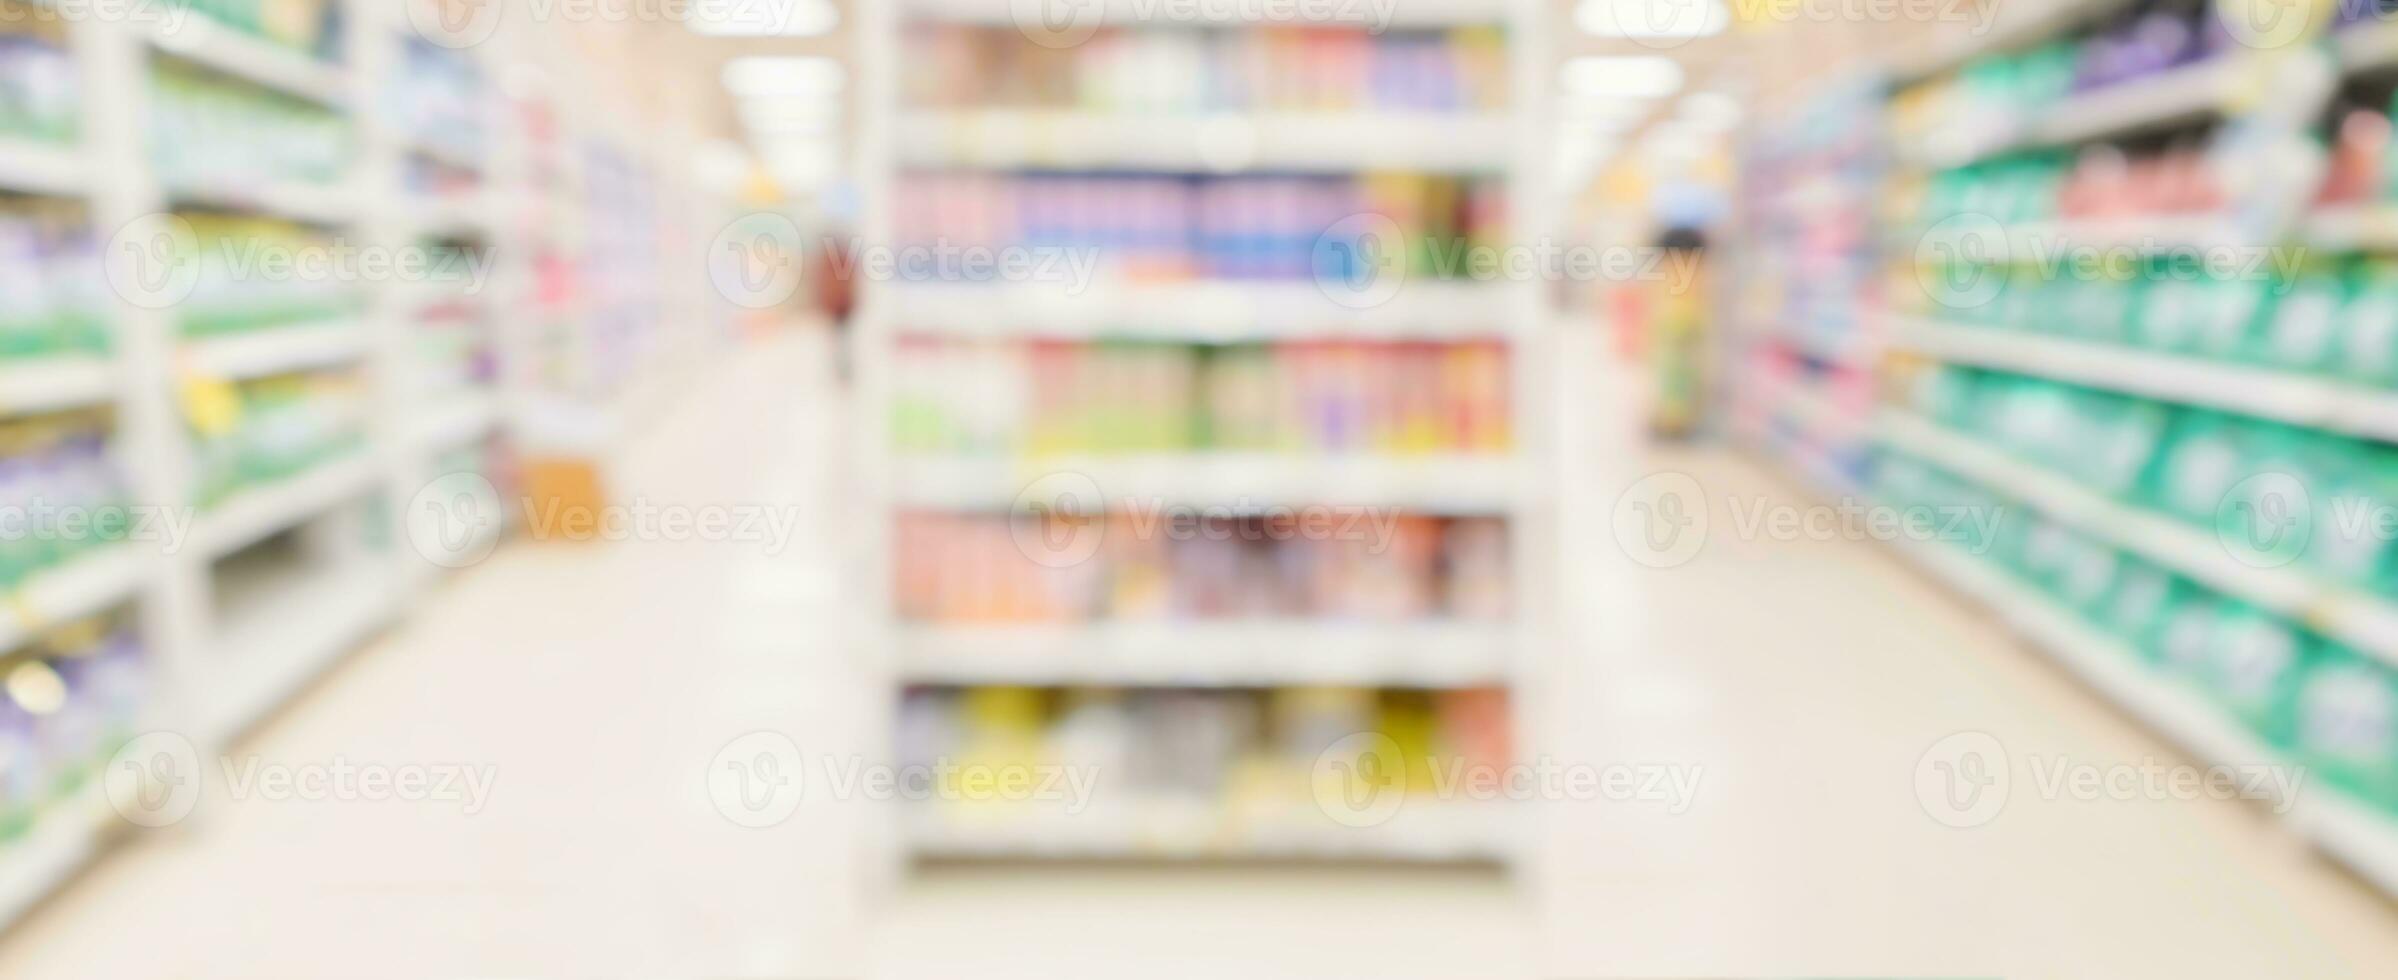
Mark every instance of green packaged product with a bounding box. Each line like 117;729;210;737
2098;559;2183;651
2190;275;2269;361
2150;412;2250;524
2256;262;2346;373
2136;263;2207;354
2201;607;2310;746
2338;259;2398;387
2296;647;2398;813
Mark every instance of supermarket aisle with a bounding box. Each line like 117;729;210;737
2;330;2394;978
1537;337;2398;978
0;333;880;978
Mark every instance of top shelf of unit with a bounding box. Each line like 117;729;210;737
896;111;1510;173
147;16;349;107
901;0;1511;28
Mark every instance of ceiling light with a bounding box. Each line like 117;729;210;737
1559;56;1684;99
722;56;846;97
1576;0;1729;38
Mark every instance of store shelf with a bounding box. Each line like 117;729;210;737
2298;202;2398;251
0;547;150;656
897;621;1512;687
179;322;369;380
0;355;115;415
1883;317;2398;443
400;136;481;173
0;784;118;933
408;392;501;452
891;453;1521;512
890;281;1515;341
165;178;356;226
900;0;1510;27
1904;58;2230;168
0;139;84;196
147;16;348;107
895;111;1510;173
1875;411;2398;668
203;563;399;741
906;799;1510;863
193;454;383;558
1876;530;2398;899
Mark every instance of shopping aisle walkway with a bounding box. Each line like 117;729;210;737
0;333;2392;978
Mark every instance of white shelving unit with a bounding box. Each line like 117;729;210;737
863;0;1545;865
1882;316;2398;443
1755;6;2398;898
0;0;720;928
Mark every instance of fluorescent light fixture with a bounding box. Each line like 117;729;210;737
689;0;838;36
723;57;846;97
1559;56;1684;99
1577;0;1729;38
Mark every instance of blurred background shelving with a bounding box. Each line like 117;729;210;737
864;0;1541;865
0;0;741;927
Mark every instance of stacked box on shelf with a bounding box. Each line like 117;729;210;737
0;199;106;357
0;613;152;841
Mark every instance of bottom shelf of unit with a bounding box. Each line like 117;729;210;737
1873;524;2398;899
904;799;1512;864
0;783;116;930
203;564;402;742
